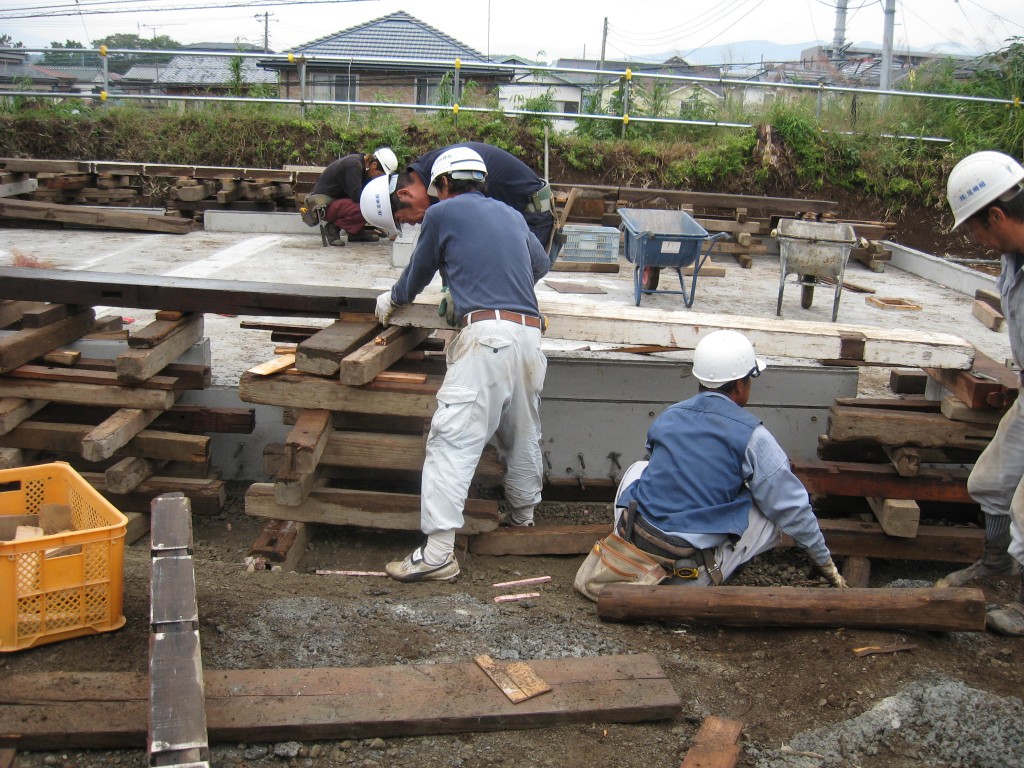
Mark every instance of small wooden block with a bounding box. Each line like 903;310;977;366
867;496;920;538
972;299;1006;332
155;310;184;322
866;296;921;311
474;654;552;703
680;715;743;768
975;288;1001;313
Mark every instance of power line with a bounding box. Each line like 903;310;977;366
682;0;769;60
0;0;370;20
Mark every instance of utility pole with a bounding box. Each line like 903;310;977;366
255;12;273;53
831;0;848;55
598;17;607;70
879;0;895;94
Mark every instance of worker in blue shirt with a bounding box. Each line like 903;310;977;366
610;330;847;588
375;146;551;582
360;141;554;248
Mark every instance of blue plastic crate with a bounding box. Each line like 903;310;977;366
559;224;620;264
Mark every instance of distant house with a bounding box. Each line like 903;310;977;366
496;57;581;133
263;11;510;112
0;50;60;90
28;65;119;94
557;56;722;112
798;44;976;88
122;42;277;97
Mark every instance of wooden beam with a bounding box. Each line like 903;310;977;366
0;267;377;318
83;473;225;516
104;456;163;494
0;377;175;410
246;519;313;572
791;459;971;503
81;407;164;462
0;397;47;435
0;654;680;749
554;182;838;214
972;299;1005;332
867;496;920;538
597;585;987;632
284;408;332;474
0;421;209;463
339;327;433;386
116;314;204;384
827;405;994;450
0;197;193;234
240;371;437;417
245;483;499;533
941;395;1004;425
295;320;379;376
841;556;872;588
0;309;96;374
680;716;743;768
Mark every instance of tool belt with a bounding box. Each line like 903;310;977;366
616;501;723;584
525;181;553;213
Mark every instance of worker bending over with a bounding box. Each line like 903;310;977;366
302;147;397;245
374;147;551;582
937;150;1024;636
611;330;847;588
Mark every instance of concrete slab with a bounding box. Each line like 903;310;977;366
204;210;318;235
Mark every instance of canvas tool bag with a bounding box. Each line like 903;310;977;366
573;523;670;602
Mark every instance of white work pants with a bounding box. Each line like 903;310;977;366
420;320;546;535
614;461;780;585
967;396;1024;566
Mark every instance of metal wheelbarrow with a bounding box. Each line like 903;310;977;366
618;208;727;307
773;218;858;322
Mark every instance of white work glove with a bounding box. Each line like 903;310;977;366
375;290;398;326
817;557;849;589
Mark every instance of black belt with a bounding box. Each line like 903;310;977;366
460;309;542;329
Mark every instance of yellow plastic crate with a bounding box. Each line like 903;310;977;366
0;462;127;652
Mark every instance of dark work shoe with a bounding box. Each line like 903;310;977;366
348;230;380;242
986;601;1024;636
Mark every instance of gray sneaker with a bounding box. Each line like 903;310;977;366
385;547;459;582
986;601;1024;636
935;557;1017;588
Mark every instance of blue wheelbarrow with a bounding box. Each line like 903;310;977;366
618;208;727;307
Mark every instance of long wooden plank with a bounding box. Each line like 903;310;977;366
597;585;987;631
245;483;499;533
0;309;96;374
128;312;202;349
0;198;192;234
0;421;209;462
284;409;332;474
82;474;225;517
0;269;975;368
240;371;437;417
552;182;838;214
0;654;679;749
0;397;47;435
295;321;380;376
4;364;182;391
81;407;164;462
339;327;433;386
0;268;377;318
827;405;994;449
34;403;252;433
792;459;972;503
680;716;743;768
470;519;984;562
0;378;175;410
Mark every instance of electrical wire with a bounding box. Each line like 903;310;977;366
682;0;769;60
959;0;1024;34
0;0;368;20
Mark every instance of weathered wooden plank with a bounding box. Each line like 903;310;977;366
841;556;872;588
116;314;204;384
827;405;994;449
680;716;743;768
82;407;164;462
0;309;96;374
0;378;175;410
284;409;331;475
0;397;47;435
792;459;971;503
295;321;379;376
18;303;75;328
925;349;1018;410
240;371;437;417
0;198;192;234
82;474;224;517
4;364;182;390
941;395;1005;425
867;496;920;538
0;268;377;318
245;483;499;533
128;312;203;349
597;585;987;632
72;358;210;390
555;182;838;214
34;403;251;433
972;299;1005;332
339;327;433;386
0;300;51;329
0;654;679;749
246;519;312;572
0;421;208;463
105;456;162;494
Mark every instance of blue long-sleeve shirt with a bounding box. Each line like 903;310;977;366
390;191;549;318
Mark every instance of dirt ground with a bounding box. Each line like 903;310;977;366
3;486;1023;768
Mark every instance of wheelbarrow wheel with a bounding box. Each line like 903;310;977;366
800;276;815;309
641;266;661;291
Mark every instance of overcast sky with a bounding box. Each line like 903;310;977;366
3;0;1023;63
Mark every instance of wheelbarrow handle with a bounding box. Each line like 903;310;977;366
697;231;728;267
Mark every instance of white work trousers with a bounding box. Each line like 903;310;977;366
967;396;1024;566
420;320;546;536
614;461;780;585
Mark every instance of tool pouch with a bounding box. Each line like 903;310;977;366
573;520;670;602
526;181;553;213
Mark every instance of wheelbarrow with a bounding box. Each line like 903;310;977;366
772;219;859;322
617;208;727;307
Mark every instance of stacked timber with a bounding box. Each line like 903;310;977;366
238;318;505;569
0;301;250;518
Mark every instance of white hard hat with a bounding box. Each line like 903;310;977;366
360;173;399;238
946;150;1024;230
427;146;487;196
692;330;766;388
373;147;398;175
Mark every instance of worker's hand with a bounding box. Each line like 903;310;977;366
817;557;849;589
375;291;398;326
437;286;458;327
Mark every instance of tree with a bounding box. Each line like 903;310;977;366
0;34;25;48
42;40;99;67
91;32;180;74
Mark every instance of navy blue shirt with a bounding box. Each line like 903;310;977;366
390;191;549;319
312;154;365;201
409;142;553;245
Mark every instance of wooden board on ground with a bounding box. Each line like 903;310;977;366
474;655;552;703
680;716;743;768
543;280;606;294
597;585;987;632
0;654;680;749
0;198;193;234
